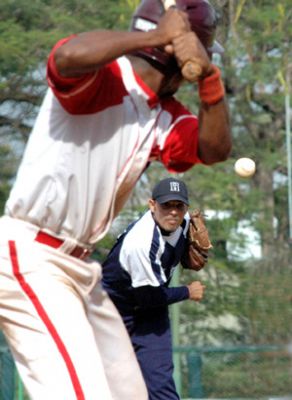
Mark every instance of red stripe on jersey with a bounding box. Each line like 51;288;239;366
8;241;85;400
133;70;159;108
160;96;192;120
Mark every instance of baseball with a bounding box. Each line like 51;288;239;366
234;157;256;177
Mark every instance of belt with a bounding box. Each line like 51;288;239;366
35;231;92;260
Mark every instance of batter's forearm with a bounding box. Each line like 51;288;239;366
53;8;194;78
54;30;169;77
198;98;232;164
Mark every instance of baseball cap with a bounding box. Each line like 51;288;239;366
152;178;189;205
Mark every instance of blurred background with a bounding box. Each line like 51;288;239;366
0;0;291;399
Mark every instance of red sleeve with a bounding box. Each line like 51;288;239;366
155;98;202;173
46;36;127;114
160;117;202;172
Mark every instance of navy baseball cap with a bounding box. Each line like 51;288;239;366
152;178;189;205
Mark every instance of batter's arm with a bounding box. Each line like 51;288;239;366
197;97;232;164
54;8;190;78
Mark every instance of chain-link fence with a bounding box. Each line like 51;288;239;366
169;259;292;399
174;345;292;399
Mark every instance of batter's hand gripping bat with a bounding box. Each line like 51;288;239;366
162;0;203;82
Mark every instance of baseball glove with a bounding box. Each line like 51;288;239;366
181;209;213;271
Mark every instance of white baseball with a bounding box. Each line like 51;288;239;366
234;157;256;177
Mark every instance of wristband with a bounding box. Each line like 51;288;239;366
198;65;225;105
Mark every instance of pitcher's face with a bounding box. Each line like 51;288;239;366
149;199;188;232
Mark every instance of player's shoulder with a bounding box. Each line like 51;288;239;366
122;211;156;248
126;211;154;235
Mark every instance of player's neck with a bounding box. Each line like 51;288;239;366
127;55;164;95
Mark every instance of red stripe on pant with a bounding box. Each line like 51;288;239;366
8;240;85;400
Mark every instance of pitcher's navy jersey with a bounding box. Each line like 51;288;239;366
102;210;190;314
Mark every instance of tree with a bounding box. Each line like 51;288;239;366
219;0;291;264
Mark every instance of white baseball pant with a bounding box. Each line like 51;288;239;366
0;216;148;400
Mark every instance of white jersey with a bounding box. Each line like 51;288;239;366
5;37;200;248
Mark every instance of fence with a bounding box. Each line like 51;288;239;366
173;344;292;399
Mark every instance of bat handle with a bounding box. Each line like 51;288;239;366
161;1;202;82
181;60;202;82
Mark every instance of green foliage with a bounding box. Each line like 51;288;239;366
200;351;292;397
0;0;135;77
92;234;116;264
0;143;18;213
0;332;15;400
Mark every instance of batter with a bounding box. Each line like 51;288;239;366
0;1;231;398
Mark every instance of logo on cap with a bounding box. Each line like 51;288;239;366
170;181;180;192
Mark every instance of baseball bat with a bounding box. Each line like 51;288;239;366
162;0;202;82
